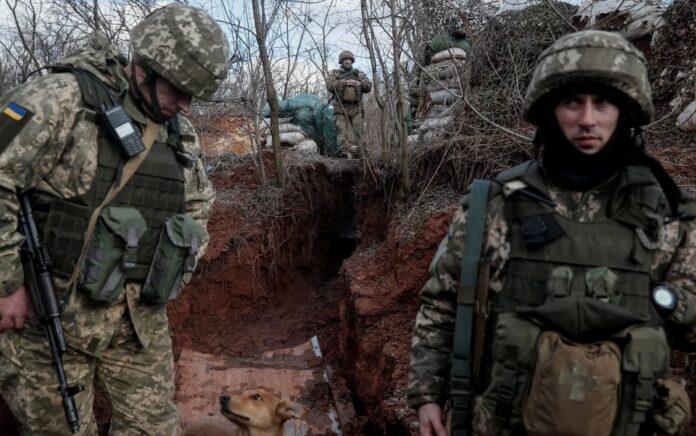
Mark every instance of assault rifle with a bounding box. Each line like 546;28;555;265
17;191;83;433
338;68;362;82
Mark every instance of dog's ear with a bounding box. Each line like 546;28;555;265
276;400;306;420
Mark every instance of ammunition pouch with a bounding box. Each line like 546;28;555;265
141;213;204;305
341;84;361;103
79;207;146;304
473;313;540;434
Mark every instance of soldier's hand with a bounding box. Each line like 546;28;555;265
418;403;447;436
651;378;691;435
0;286;33;332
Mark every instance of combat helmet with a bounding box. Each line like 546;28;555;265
130;3;229;100
523;30;653;125
339;50;355;64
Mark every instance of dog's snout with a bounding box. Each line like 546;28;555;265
220;394;230;405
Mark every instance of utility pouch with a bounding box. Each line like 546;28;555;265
522;331;621;436
79;206;146;304
141;213;204;305
474;313;541;434
342;85;361;103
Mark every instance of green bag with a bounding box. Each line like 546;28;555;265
141;213;205;305
79;207;146;304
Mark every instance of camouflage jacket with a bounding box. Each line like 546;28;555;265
0;33;215;352
326;66;372;110
407;161;696;409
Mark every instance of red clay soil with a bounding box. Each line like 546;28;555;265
339;204;456;434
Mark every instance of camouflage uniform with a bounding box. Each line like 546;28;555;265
0;4;227;435
408;30;696;435
326;51;372;157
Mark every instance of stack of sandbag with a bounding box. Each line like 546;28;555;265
262;94;337;156
575;0;665;41
676;100;696;133
261;117;318;154
416;45;467;142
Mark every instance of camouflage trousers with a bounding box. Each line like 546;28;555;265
0;304;181;436
333;108;363;158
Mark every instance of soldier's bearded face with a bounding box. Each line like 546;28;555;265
130;64;193;119
341;58;353;69
554;93;620;155
145;76;193;118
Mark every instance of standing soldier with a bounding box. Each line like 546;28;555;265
326;50;372;158
408;30;695;436
0;3;228;435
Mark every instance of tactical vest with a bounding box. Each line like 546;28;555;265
31;68;188;282
478;161;672;436
332;68;363;104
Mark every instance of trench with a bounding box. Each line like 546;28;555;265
0;157;421;435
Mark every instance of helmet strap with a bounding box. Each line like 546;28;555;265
129;62;170;123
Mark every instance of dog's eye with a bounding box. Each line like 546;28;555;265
251;394;262;401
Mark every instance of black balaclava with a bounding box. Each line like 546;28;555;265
535;82;637;192
128;61;170;123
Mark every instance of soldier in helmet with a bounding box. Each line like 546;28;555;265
409;30;695;436
326;50;372;158
0;3;228;434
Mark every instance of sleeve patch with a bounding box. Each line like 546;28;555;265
3;102;29;121
0;102;34;154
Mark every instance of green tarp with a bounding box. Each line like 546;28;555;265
263;93;338;156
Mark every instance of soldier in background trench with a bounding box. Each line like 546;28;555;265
326;50;372;159
408;30;696;436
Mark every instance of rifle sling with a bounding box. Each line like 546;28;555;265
450;179;491;434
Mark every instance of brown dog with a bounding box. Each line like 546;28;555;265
185;388;307;436
220;388;307;436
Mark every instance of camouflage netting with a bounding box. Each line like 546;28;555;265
642;0;696;150
647;0;696;109
404;2;578;197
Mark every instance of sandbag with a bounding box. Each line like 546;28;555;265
423;104;454;120
423;59;467;80
261;122;305;135
265;131;307;146
432;47;467;63
418;115;451;132
278;122;305;134
429;89;460;105
262;117;293;129
676;100;696;132
425;76;463;93
294;139;318;154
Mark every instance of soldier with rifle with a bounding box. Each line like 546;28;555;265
326;50;373;158
0;4;228;434
408;30;695;436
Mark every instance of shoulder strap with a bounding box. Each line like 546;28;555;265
50;65;117;111
449;179;491;436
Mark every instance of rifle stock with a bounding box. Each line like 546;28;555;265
17;191;83;433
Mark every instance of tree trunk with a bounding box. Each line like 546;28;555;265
389;0;410;192
251;0;284;187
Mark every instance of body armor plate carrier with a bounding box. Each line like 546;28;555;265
31;68;187;282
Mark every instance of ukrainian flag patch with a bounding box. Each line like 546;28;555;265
2;102;28;121
0;102;33;154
